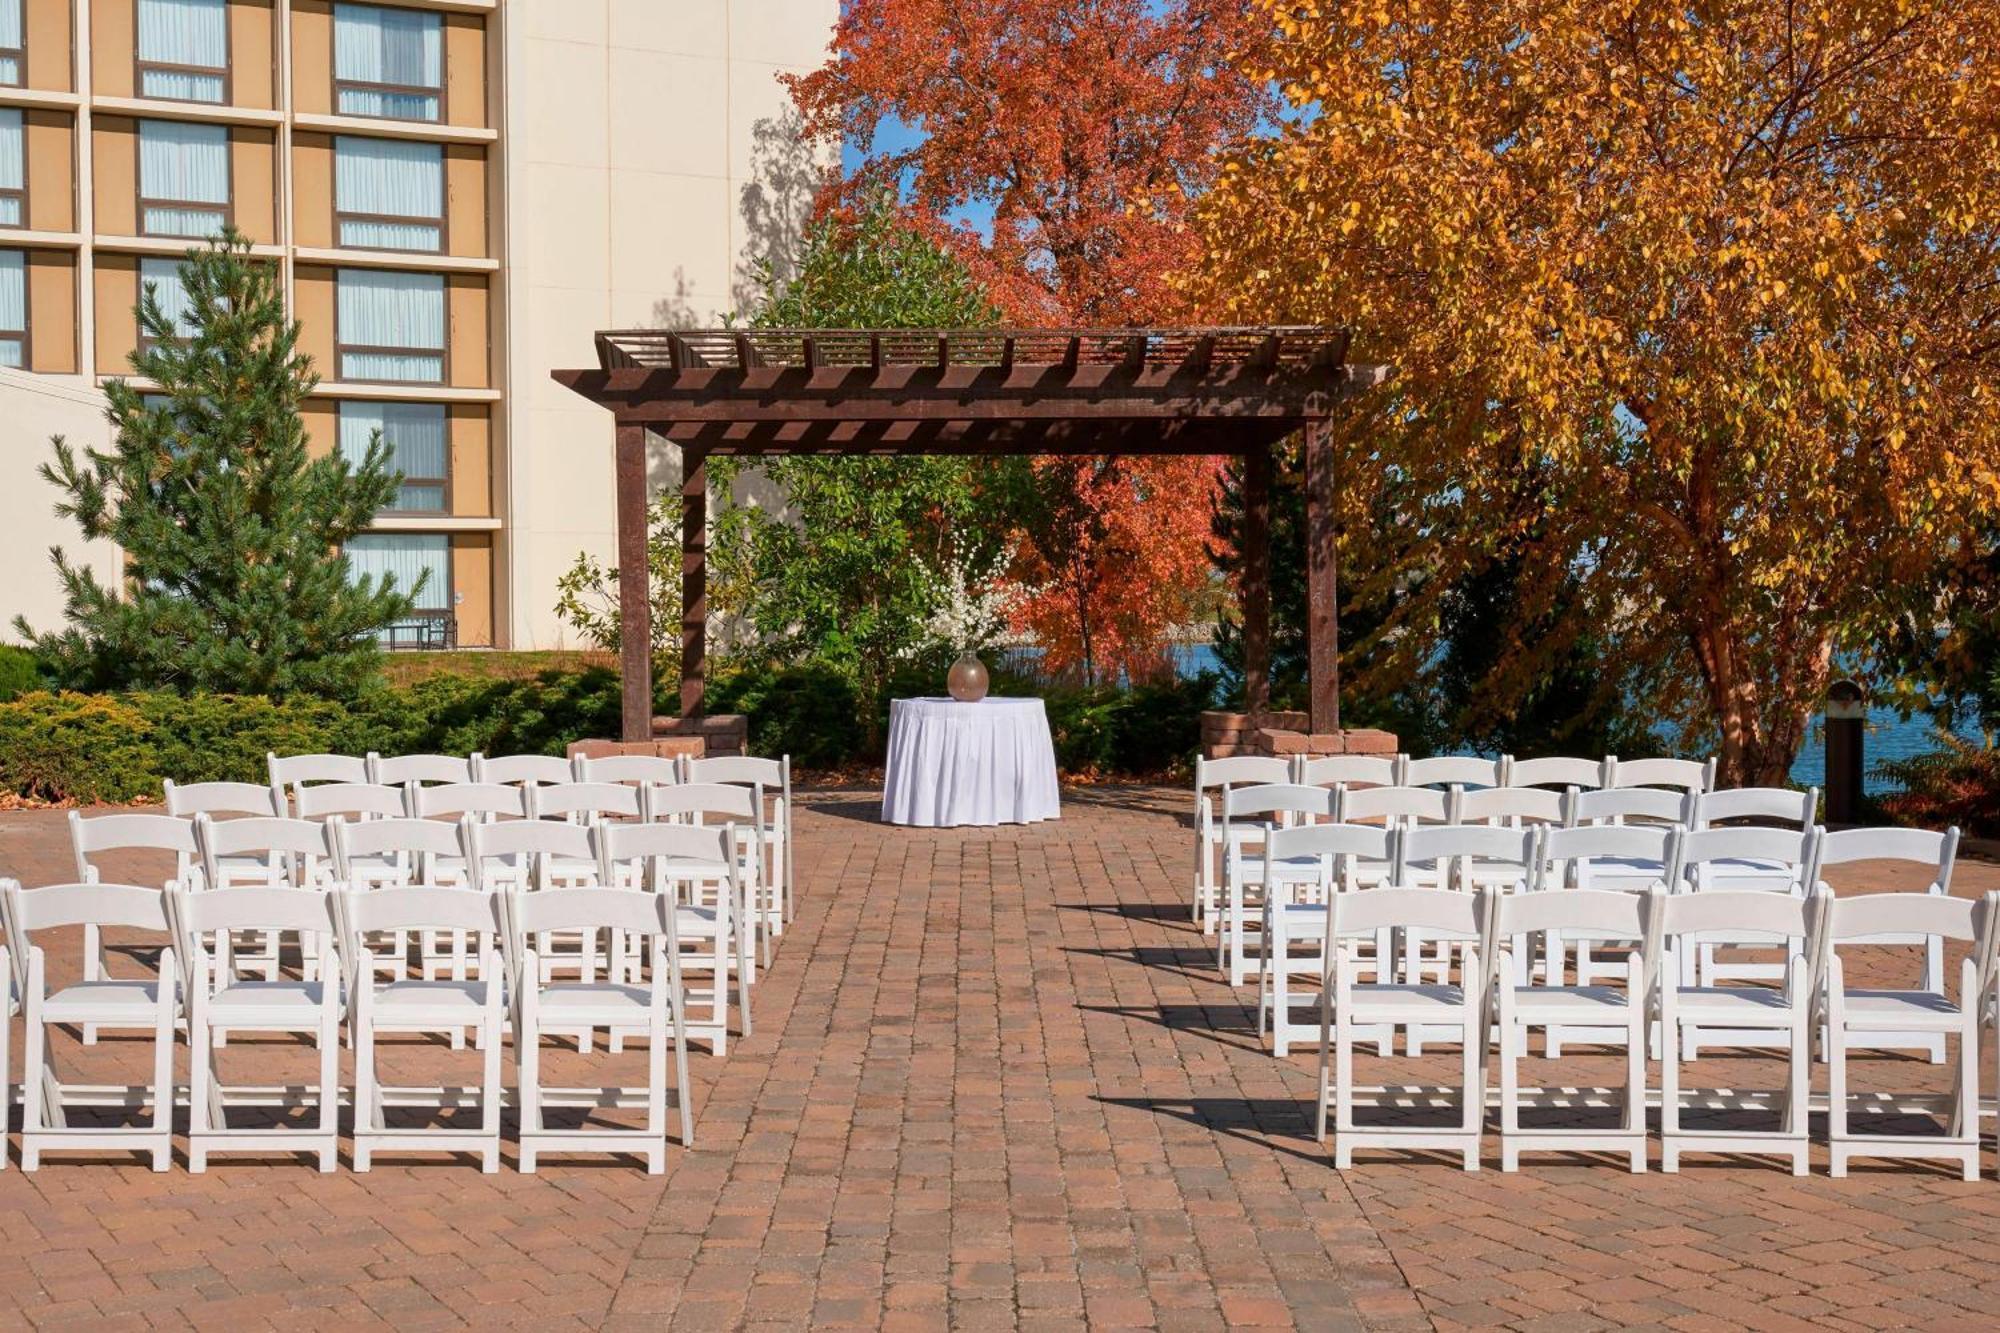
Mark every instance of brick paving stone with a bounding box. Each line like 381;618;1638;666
4;791;2000;1328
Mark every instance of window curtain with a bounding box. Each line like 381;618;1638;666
139;257;197;338
0;248;23;366
346;532;448;611
0;0;22;85
335;4;442;121
335;136;442;250
340;400;447;511
337;268;444;382
0;109;21;226
139;119;229;236
137;0;228;103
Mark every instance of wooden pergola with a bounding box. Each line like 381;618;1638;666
552;327;1386;743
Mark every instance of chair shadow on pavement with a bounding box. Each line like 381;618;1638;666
1094;1096;1332;1163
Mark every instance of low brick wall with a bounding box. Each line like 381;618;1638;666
567;713;750;761
1199;710;1397;761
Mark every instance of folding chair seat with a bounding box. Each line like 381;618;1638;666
164;780;287;888
337;886;508;1171
1192;756;1293;935
1256;824;1394;1057
686;755;796;931
1821;890;1994;1180
1655;890;1815;1174
1297;754;1401;791
508;887;694;1172
1677;826;1818;1053
1318;887;1489;1170
1503;756;1605;791
173;885;345;1171
1534;824;1680;1053
194;815;337;987
649;782;771;977
1218;784;1337;986
1404;755;1501;791
2;880;178;1171
1490;888;1651;1172
368;753;474;787
1813;826;1959;1062
595;820;750;1056
68;810;200;1044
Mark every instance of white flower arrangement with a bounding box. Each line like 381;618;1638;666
905;538;1021;658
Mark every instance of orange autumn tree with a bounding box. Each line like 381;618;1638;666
788;0;1274;681
1194;0;2000;784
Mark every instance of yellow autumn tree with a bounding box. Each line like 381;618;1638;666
1193;0;2000;784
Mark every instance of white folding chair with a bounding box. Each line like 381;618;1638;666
409;781;529;823
2;879;178;1171
1568;785;1692;832
336;885;508;1172
1219;784;1338;986
1504;756;1605;791
576;753;682;787
330;816;472;987
1296;755;1400;790
1605;755;1716;794
369;753;475;787
1404;755;1501;790
1534;824;1681;1053
68;810;200;1044
1654;890;1815;1175
1193;756;1294;935
1814;826;1960;1062
164;779;287;889
1677;827;1818;1050
1395;826;1536;1050
295;783;408;886
1257;823;1395;1057
686;755;795;930
468;820;606;1048
508;887;693;1172
1490;887;1650;1172
650;782;771;975
472;753;576;788
596;819;750;1056
1319;887;1488;1171
171;884;344;1172
269;752;370;813
193;815;338;986
1822;890;1996;1179
533;781;645;831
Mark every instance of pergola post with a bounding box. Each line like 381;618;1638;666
614;423;652;742
1303;420;1341;734
680;449;708;719
1240;442;1272;719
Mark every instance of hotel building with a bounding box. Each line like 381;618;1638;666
0;0;834;648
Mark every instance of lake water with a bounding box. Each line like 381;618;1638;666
1161;644;1979;794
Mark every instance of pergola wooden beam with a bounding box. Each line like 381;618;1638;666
557;327;1384;741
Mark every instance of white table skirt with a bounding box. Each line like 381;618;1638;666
881;697;1062;828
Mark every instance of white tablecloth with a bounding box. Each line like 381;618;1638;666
881;697;1062;828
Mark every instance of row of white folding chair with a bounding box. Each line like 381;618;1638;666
0;863;710;1174
1303;874;1994;1178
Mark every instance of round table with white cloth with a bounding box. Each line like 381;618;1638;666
880;697;1062;828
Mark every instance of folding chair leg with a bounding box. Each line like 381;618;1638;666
480;1013;503;1174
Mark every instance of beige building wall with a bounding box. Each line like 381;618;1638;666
0;370;121;640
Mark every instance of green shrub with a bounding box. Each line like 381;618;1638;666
711;663;865;768
0;645;43;703
129;691;351;785
0;691;160;803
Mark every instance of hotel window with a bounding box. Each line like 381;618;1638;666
335;4;442;123
340;400;447;512
346;532;452;644
336;268;444;382
139;255;198;345
139;119;230;238
0;109;21;227
0;0;22;87
335;136;442;252
137;0;229;104
0;249;23;367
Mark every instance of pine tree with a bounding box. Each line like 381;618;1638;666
16;229;414;698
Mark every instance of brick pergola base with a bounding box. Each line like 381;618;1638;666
1199;709;1397;760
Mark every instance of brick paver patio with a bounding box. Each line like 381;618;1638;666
3;786;2000;1330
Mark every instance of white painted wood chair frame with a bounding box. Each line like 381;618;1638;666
1192;756;1293;935
576;753;683;787
1257;824;1396;1057
471;753;577;787
1676;827;1819;1054
1504;756;1605;791
1403;755;1502;790
1604;755;1716;794
1813;825;1959;1062
269;752;371;807
330;816;471;991
647;783;770;977
68;811;198;1044
685;755;796;933
1295;754;1400;790
1395;825;1536;1052
1533;824;1681;1055
367;753;474;787
595;820;750;1056
1219;784;1337;986
194;815;337;988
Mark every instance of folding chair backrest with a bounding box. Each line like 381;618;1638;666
1297;755;1398;789
174;884;340;939
1606;755;1715;793
531;781;643;823
1400;824;1537;873
295;782;407;822
1495;886;1650;941
509;886;670;938
1825;891;1979;945
1657;889;1811;943
685;755;787;787
1817;826;1957;894
5;880;173;935
1338;784;1452;826
1456;786;1566;827
575;753;680;786
164;779;283;818
595;820;734;879
1404;755;1500;789
410;782;528;820
1505;756;1605;790
466;819;594;877
196;814;333;863
339;885;504;937
69;811;197;882
1570;786;1691;827
1693;786;1816;829
269;752;369;790
649;782;759;824
1333;887;1485;939
369;753;473;786
1195;755;1293;791
330;816;467;876
1679;826;1815;874
1536;824;1678;891
1221;783;1337;823
472;753;575;786
1265;823;1394;864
